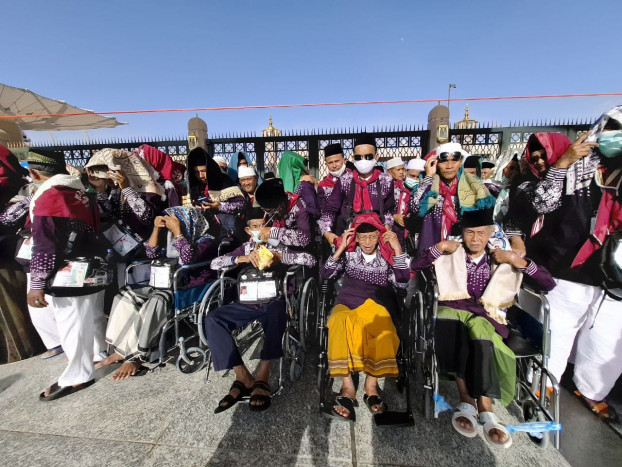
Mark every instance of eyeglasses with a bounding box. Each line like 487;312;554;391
437;151;463;163
353;153;375;161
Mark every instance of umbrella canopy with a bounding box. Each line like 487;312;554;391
0;83;125;131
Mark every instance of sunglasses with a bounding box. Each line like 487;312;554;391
353;153;375;161
437;151;463;163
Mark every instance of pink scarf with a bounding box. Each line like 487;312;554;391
439;178;458;241
352;169;381;213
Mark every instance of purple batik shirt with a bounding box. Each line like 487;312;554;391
219;195;248;215
295;181;320;218
410;245;556;338
322;248;409;311
267;193;312;248
97;187;162;241
409;176;462;255
29;216;97;290
211;241;316;271
0;195;31;232
318;171;395;235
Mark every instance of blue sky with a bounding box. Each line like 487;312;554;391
2;0;620;144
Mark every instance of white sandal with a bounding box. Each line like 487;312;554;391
479;411;513;449
451;402;479;438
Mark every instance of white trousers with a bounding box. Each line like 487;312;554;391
547;278;622;400
27;274;107;357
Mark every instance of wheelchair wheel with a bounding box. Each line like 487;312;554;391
522;400;551;448
176;347;207;374
290;345;305;382
299;278;318;351
197;277;237;346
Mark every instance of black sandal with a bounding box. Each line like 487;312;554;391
214;380;251;414
249;380;272;412
39;380;95;402
331;395;357;423
364;393;388;414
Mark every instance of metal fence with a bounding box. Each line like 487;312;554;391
32;120;592;178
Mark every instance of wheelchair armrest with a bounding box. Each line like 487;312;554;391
218;264;239;279
124;259;153;286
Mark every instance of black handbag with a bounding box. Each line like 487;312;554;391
599;230;622;300
237;266;283;305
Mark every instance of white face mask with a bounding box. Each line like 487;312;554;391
250;230;263;244
353;159;376;175
328;165;346;178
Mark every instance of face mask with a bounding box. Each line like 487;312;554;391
353;159;376;175
329;165;346;178
597;131;622;158
250;230;263;244
404;177;418;189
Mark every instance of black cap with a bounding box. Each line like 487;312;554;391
354;133;377;149
481;161;495;169
463;155;481;169
324;143;343;157
461;208;494;228
245;206;266;221
255;178;287;210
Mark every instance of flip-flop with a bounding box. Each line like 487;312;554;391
451;402;480;438
40;346;64;360
329;395;356;423
215;380;252;414
39;380;95;402
479;411;512;449
363;393;388;414
574;390;619;422
248;381;272;412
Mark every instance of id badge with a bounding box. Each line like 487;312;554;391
149;265;173;289
17;237;34;260
52;261;89;287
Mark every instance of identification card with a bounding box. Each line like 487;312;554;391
51;261;89;288
16;237;34;260
103;224;140;257
149;264;173;289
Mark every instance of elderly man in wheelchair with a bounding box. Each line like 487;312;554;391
322;212;409;422
204;206;316;413
411;207;555;449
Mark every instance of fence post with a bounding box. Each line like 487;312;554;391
254;138;265;175
308;136;319;179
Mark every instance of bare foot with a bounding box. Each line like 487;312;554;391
94;353;123;369
112;361;142;380
456;415;476;434
488;427;509;444
334;378;356;419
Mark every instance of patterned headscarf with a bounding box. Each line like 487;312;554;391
163;206;210;246
85;148;164;197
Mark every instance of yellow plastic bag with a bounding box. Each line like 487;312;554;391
257;245;274;270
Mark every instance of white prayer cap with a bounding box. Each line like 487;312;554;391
386;157;405;170
407;158;426;171
436;142;469;158
213;156;227;165
238;166;256;178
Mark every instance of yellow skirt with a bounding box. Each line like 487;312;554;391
327;298;400;378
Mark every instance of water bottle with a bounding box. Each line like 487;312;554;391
105;248;114;264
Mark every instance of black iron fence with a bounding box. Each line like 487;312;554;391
32;120;592;179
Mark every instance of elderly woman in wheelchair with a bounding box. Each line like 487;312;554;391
97;206;218;379
323;213;409;422
204;207;316;413
411;208;555;449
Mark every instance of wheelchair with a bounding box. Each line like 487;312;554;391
316;277;416;427
195;262;319;396
413;269;561;449
123;258;216;374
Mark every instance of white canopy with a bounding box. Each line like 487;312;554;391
0;83;126;131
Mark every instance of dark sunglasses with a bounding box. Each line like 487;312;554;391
437;151;463;163
353;153;375;161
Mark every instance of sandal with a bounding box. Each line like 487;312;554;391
40;346;64;360
330;395;356;423
39;380;95;402
451;402;479;438
574;390;619;422
249;380;272;412
214;380;251;414
479;411;513;449
363;393;388;414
